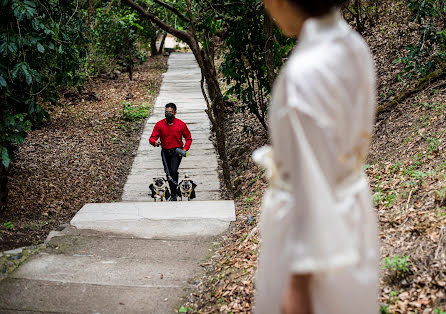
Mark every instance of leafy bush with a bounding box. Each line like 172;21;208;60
0;0;162;209
383;255;412;278
1;0;86;169
396;0;446;79
3;221;14;230
212;0;294;130
90;4;153;79
119;102;150;121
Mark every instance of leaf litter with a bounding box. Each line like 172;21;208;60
180;2;445;312
0;56;168;251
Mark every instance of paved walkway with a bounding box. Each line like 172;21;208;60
122;53;221;201
0;53;235;313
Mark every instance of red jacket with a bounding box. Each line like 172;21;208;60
149;118;192;151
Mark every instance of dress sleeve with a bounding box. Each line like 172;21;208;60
273;75;360;274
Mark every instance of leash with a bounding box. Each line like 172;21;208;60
161;149;178;186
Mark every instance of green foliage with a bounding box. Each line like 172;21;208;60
90;4;152;76
434;185;446;206
372;183;395;207
380;290;399;313
250;168;265;186
396;0;446;79
119;102;150;121
344;0;380;34
0;0;160;174
3;221;14;230
135;1;294;131
383;255;412;277
178;306;192;313
390;161;402;174
0;0;86;168
380;305;389;314
426;137;440;154
205;0;294;129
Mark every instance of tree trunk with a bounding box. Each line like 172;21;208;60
0;165;8;212
0;92;7;211
86;0;96;37
125;30;133;80
354;0;364;34
377;63;446;118
190;42;233;194
150;32;159;56
159;32;167;54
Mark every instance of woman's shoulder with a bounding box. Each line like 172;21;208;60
284;31;373;89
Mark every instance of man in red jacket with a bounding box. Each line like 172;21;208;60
149;103;192;201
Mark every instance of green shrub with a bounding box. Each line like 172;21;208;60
383;255;412;277
0;0;86;169
3;221;14;230
396;0;446;79
119;102;150;121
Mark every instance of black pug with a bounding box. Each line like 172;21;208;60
177;175;197;201
149;177;171;201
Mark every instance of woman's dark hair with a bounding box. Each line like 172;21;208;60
287;0;348;17
165;102;177;111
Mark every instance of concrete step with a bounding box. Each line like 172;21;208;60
125;174;220;190
121;191;222;202
123;185;221;196
132;155;217;163
131;160;218;170
71;201;235;239
136;146;215;154
0;278;187;313
0;231;213;313
138;136;212;144
128;168;218;176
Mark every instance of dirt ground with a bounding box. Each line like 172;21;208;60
0;56;168;251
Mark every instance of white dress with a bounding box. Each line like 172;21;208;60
253;11;379;314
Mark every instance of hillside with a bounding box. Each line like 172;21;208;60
0;57;168;250
181;2;446;313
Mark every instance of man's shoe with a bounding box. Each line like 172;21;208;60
170;195;177;201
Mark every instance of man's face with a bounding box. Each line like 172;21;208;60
165;107;176;116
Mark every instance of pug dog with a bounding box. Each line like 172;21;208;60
149;177;171;201
178;175;197;201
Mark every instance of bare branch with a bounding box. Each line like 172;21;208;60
122;0;192;45
152;0;188;23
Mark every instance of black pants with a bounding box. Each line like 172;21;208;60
161;148;182;197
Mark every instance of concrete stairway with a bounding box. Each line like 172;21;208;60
122;53;220;201
0;53;235;313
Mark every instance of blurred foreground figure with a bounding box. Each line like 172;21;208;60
253;0;379;313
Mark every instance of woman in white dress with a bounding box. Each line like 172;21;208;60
253;0;379;313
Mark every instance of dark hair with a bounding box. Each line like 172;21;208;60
165;103;177;111
287;0;348;17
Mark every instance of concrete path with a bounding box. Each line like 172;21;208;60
0;53;235;313
122;52;220;201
